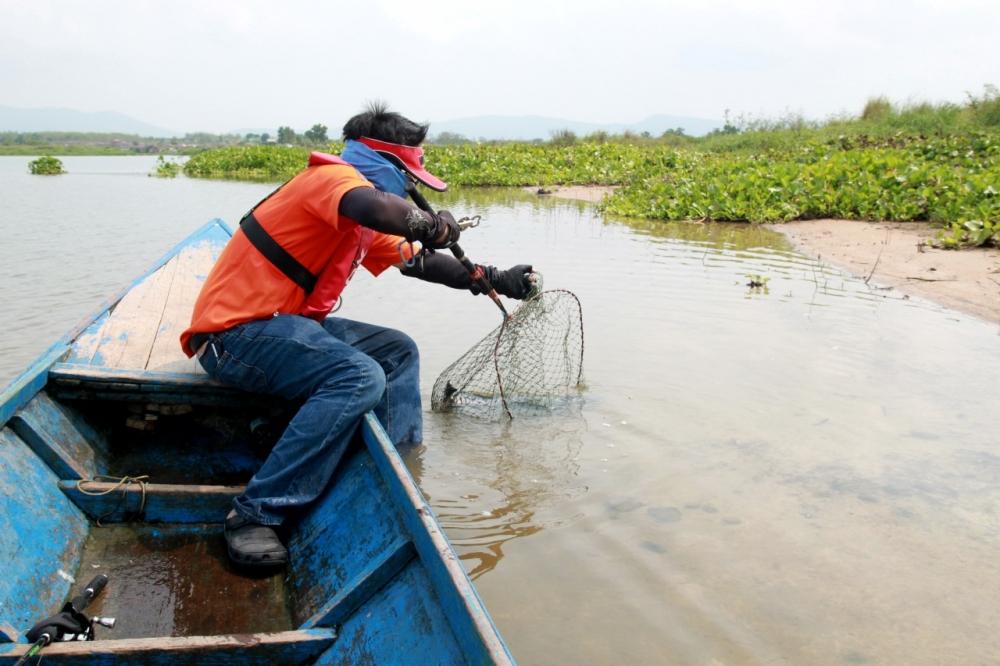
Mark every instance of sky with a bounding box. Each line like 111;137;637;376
1;0;998;134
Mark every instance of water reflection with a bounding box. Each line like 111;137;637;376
404;406;587;579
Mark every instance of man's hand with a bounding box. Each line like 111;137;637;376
479;264;534;300
429;210;461;249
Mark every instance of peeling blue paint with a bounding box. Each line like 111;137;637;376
0;428;88;637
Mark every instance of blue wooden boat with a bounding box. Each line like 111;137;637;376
0;220;514;665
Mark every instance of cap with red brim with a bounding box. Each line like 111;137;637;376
358;136;447;192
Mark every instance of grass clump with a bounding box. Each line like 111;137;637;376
28;156;65;175
151;155;183;178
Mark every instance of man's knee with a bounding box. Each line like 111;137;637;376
329;353;386;410
361;356;387;406
386;329;419;366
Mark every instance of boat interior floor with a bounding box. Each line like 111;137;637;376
76;523;293;639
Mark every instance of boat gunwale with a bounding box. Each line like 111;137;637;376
361;413;515;665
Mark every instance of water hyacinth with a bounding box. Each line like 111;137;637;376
28;155;65;175
183;133;1000;248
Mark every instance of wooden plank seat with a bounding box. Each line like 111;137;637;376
45;362;272;407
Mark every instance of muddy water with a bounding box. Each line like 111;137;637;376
79;525;292;638
3;158;999;664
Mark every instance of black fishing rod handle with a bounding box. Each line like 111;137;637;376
406;186;487;281
71;574;108;613
405;182;506;317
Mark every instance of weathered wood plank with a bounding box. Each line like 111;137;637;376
147;241;222;373
46;363;277;408
0;429;88;639
147;354;202;376
64;311;110;365
10;392;107;480
0;624;23;645
47;388;262;408
59;481;243;523
361;413;515;665
101;255;179;369
49;363;221;389
60;219;232;369
302;537;415;629
0;629;336;665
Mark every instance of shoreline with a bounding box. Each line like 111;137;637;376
536;186;1000;324
523;185;618;203
767;219;1000;325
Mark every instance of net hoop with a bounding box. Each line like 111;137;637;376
432;288;585;420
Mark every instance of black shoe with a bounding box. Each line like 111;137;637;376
224;510;288;569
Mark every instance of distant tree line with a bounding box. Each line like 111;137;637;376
0;123;336;155
272;124;329;146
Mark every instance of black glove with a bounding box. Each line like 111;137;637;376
477;264;534;300
407;208;460;249
431;210;461;248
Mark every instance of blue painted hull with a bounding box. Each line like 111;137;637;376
0;220;514;665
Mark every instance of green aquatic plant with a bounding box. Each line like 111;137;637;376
184;145;313;181
28;155;65;175
183;131;1000;247
152;155;182;178
601;136;1000;247
938;218;1000;248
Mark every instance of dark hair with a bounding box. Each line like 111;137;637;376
342;101;429;146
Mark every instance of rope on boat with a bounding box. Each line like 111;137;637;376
75;475;150;526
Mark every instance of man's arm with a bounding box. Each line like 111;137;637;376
340;187;535;300
400;253;535;300
338;186;459;248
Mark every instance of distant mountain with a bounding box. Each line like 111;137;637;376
429;113;722;141
0;106;178;137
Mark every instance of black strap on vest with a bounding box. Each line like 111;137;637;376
240;212;318;293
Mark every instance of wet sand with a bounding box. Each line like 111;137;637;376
535;185;1000;325
768;219;1000;325
523;185;617;203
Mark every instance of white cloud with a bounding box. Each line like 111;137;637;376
0;0;997;131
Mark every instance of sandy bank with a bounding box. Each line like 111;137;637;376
523;185;618;203
530;185;1000;323
768;219;1000;324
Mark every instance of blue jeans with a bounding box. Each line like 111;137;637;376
197;314;422;526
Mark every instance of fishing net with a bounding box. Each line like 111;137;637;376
431;288;584;421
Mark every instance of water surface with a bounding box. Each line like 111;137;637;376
2;157;998;664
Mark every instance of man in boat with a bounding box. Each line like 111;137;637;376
180;103;533;570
